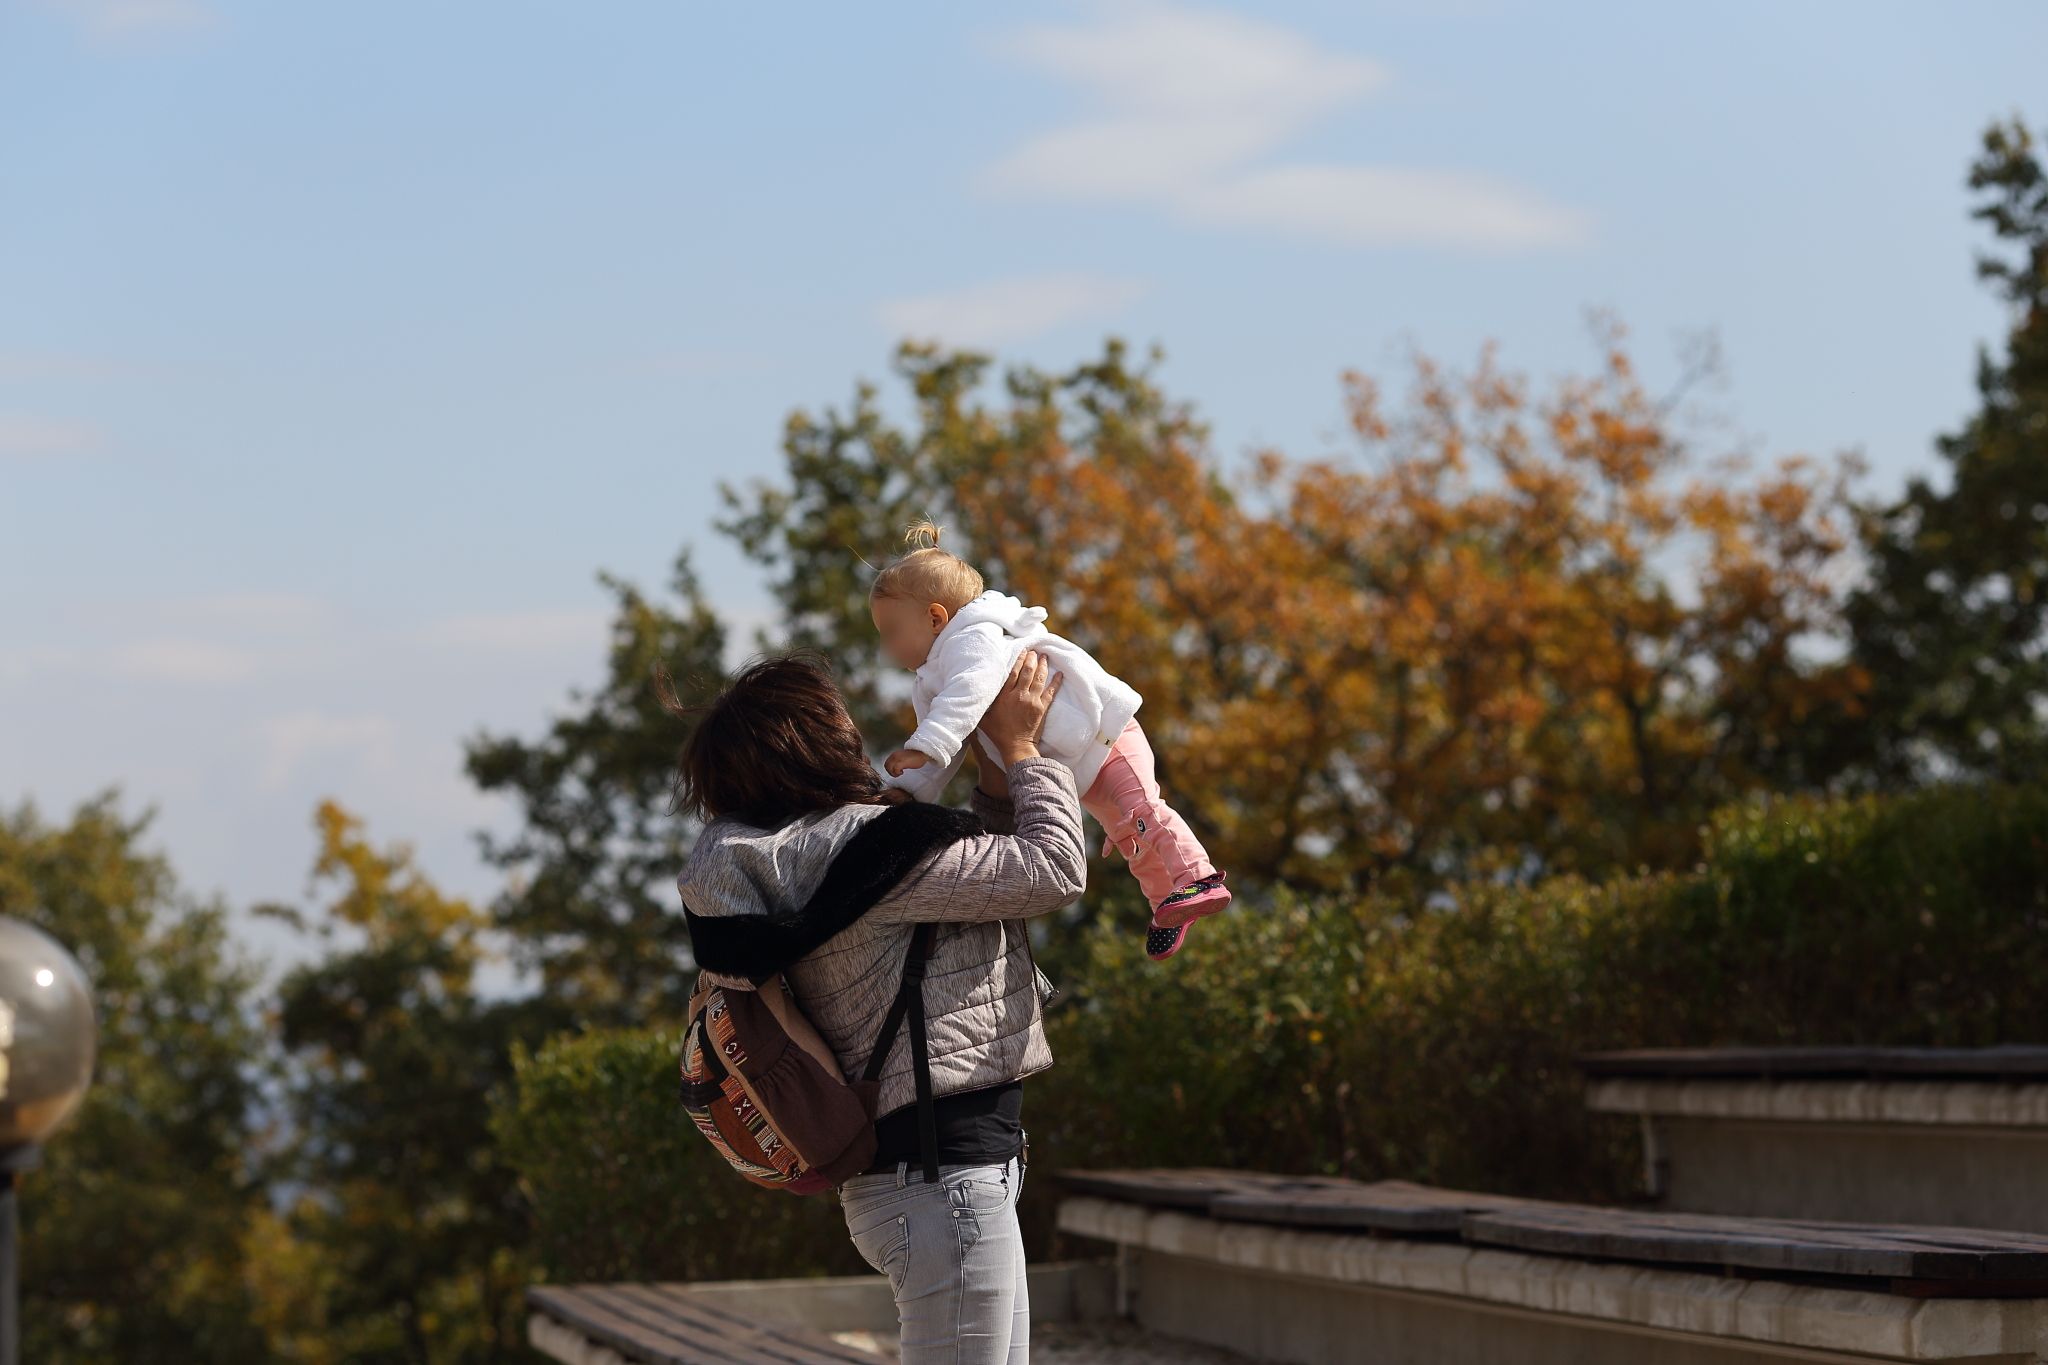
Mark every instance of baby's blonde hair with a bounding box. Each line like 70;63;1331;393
869;520;984;612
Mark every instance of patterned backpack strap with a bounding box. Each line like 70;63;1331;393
679;988;782;1182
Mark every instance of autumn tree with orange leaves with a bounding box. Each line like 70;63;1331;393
724;328;1866;897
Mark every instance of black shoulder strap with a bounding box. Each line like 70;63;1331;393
860;922;942;1183
906;930;941;1185
685;803;984;984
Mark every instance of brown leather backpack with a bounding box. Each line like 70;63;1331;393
678;923;940;1193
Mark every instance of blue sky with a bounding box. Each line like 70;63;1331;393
4;0;2044;979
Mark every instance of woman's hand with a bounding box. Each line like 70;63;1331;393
979;650;1064;768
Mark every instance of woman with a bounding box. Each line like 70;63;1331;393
670;647;1083;1363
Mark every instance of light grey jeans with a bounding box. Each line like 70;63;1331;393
836;1146;1029;1363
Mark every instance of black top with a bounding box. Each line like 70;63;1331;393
865;1080;1023;1173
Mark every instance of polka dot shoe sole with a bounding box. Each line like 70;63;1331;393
1145;919;1190;962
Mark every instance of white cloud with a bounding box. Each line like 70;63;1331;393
984;0;1587;252
0;416;104;458
990;2;1384;198
1184;165;1589;250
37;0;217;40
155;593;330;631
879;273;1147;347
427;608;612;653
258;711;397;791
988;116;1278;203
75;597;332;686
3;584;628;986
112;639;257;684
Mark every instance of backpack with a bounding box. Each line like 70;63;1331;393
678;922;941;1193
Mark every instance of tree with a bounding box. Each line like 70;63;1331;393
465;555;727;1026
1220;331;1865;884
723;332;1863;895
719;340;1245;926
0;796;272;1364
716;342;1059;747
267;802;564;1364
1843;118;2048;784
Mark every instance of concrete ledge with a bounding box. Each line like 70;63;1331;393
1589;1079;2048;1229
1587;1078;2048;1130
1059;1195;2048;1363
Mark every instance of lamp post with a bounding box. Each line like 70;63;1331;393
0;919;96;1365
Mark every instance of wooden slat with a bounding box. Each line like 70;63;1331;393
1463;1205;2048;1282
527;1283;873;1365
587;1286;789;1365
1578;1045;2048;1082
1060;1169;1524;1233
581;1286;797;1365
1057;1167;1314;1210
1861;1046;2048;1079
613;1285;880;1365
1211;1179;1529;1233
526;1286;706;1365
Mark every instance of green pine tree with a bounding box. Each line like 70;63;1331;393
1843;118;2048;783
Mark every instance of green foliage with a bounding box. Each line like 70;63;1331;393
0;797;272;1364
465;554;727;1027
498;780;2048;1277
716;344;991;742
489;1028;864;1283
268;802;564;1364
713;324;1873;897
716;339;1197;779
1843;119;2048;783
1041;780;2048;1202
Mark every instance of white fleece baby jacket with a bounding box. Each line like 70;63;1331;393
883;590;1142;804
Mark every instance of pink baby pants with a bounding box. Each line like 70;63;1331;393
1080;720;1218;916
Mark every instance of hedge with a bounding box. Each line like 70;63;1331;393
496;781;2048;1276
489;1028;865;1282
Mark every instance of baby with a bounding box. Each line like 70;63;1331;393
869;521;1230;960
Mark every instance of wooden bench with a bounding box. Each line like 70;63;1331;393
526;1283;883;1365
525;1262;1120;1363
1580;1046;2048;1231
1057;1167;2048;1364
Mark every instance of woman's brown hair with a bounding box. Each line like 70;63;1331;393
655;651;884;828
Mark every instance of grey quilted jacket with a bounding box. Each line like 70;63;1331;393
676;758;1087;1118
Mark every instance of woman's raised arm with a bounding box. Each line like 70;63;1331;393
869;651;1084;923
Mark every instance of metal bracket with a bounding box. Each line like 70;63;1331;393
1640;1115;1668;1201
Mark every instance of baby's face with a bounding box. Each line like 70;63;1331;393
872;596;945;670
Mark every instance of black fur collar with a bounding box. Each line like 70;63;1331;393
683;801;986;984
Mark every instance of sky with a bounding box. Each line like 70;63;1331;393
4;0;2045;983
